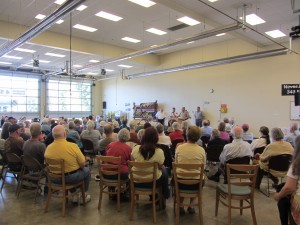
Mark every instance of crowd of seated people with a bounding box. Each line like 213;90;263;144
0;112;299;224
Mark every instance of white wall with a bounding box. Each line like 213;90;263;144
96;38;300;137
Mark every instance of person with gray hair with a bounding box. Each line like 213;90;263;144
80;120;101;153
105;128;132;180
169;122;184;142
209;126;252;183
156;123;171;146
284;122;300;147
255;127;294;189
201;120;213;137
137;129;145;142
22;122;46;164
41;118;51;135
18;122;30;141
67;121;82;149
99;124;114;155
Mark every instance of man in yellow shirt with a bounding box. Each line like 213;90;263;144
45;125;91;203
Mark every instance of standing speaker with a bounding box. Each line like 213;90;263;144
295;93;300;106
102;101;107;109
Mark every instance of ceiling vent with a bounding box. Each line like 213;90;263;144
167;23;189;31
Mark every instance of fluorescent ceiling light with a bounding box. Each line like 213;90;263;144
73;64;82;68
35;14;46;20
56;19;64;24
128;0;156;8
87;72;98;75
216;33;226;36
20;64;33;67
54;0;67;5
150;45;158;47
187;41;195;44
73;24;97;32
240;14;265;26
89;59;99;63
2;55;23;60
118;64;132;68
121;37;141;43
76;5;87;11
95;11;123;22
15;47;36;53
177;16;200;26
45;52;66;57
208;0;218;2
105;69;114;72
0;61;12;65
265;30;286;38
146;28;167;35
35;60;50;63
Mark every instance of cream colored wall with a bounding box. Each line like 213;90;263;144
97;39;300;137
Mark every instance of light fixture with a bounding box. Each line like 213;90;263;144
0;61;12;65
76;24;242;72
150;45;158;48
95;11;123;22
45;52;66;57
89;59;99;63
265;30;286;38
73;24;97;32
118;64;132;68
216;33;226;37
239;14;265;26
35;14;46;20
187;41;195;44
73;64;83;68
177;16;200;26
146;28;167;35
127;48;288;79
76;4;87;11
128;0;156;8
105;69;114;72
20;64;33;67
54;0;67;5
208;0;218;2
101;69;106;75
87;72;98;75
121;37;141;43
56;19;64;24
15;48;36;53
2;55;23;60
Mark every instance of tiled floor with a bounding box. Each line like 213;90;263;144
0;171;281;225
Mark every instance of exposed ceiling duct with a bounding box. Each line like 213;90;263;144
0;0;86;57
127;48;289;79
76;23;242;73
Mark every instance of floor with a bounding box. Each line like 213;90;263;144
0;169;282;225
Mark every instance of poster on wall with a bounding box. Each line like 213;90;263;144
290;101;300;120
282;84;300;96
125;102;131;112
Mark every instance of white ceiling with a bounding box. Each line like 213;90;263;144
0;0;299;79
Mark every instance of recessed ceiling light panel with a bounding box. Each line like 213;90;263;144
240;14;265;26
35;14;46;20
128;0;156;8
15;48;36;53
177;16;200;26
54;0;67;5
0;61;12;65
265;30;286;38
76;5;87;11
121;37;141;43
45;52;66;58
73;24;97;32
146;28;167;35
56;19;64;24
2;55;23;60
95;11;123;22
216;33;226;37
118;64;133;68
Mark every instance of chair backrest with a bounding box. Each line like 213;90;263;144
226;164;259;194
66;137;76;143
128;161;158;190
200;136;210;146
226;156;251;165
172;162;204;191
157;144;173;169
253;146;265;155
45;158;65;184
21;155;44;172
269;154;292;172
97;155;122;179
170;139;184;156
5;152;22;164
81;139;94;151
206;144;224;162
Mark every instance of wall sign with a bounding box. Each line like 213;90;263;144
282;84;300;96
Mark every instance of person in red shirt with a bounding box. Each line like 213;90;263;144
169;122;184;142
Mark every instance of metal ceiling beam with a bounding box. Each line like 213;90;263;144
76;23;242;73
0;0;86;57
127;48;289;79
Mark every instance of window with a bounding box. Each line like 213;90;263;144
0;75;39;114
46;79;92;117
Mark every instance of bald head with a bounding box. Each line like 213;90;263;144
52;125;66;140
233;126;243;139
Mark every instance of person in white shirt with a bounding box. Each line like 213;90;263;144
156;123;171;147
241;123;254;142
155;108;167;125
284;122;300;147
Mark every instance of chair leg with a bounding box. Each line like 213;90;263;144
198;194;204;225
62;190;67;217
44;189;51;213
117;185;121;212
228;198;232;225
98;186;103;210
250;198;257;225
152;193;157;223
215;188;220;216
1;169;7;192
267;173;270;197
16;177;23;198
129;190;135;220
175;197;180;225
240;200;243;215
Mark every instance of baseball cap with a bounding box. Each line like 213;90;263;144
8;124;20;133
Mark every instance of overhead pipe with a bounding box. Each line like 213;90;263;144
127;48;289;79
76;23;242;72
0;0;86;57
